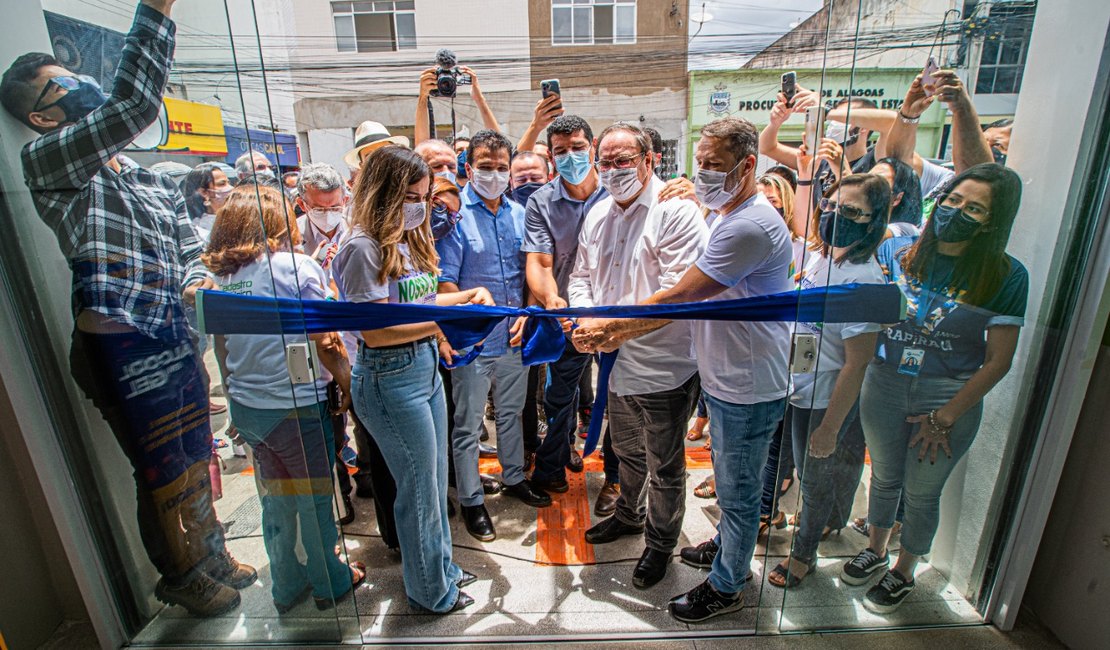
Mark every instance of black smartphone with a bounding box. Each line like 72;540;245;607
541;78;561;99
781;71;797;108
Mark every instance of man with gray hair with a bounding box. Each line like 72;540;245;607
234;150;274;181
295;162;348;266
572;116;793;622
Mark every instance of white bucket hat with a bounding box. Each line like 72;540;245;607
343;121;410;168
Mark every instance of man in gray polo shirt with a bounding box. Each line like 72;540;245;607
522;115;614;500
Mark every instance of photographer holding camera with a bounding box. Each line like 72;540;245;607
415;50;500;145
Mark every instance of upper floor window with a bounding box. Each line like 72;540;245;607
975;2;1035;94
552;0;636;46
332;1;416;53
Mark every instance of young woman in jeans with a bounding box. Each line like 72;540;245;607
843;163;1028;612
769;173;891;588
333;146;493;614
204;186;364;613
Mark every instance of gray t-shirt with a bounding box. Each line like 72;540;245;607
693;193;794;405
521;178;608;300
333;229;437;316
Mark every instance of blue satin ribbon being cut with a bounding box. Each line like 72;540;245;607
197;283;905;455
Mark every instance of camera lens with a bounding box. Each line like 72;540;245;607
436;70;456;98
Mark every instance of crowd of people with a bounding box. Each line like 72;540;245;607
1;0;1027;625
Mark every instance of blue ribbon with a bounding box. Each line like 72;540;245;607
197;283;905;456
197;283;904;367
583;351;617;457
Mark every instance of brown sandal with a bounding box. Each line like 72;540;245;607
687;417;708;441
694;475;716;498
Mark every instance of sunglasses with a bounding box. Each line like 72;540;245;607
33;74;99;112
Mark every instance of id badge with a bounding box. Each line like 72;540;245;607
897;347;925;376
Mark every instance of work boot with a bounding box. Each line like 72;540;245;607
594;480;620;517
155;572;241;617
202;550;258;590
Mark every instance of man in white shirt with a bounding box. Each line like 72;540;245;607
569;123;707;589
574;117;793;622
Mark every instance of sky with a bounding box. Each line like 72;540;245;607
688;0;825;70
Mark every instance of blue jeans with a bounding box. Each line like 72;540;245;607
351;339;462;612
759;418;794;518
859;363;982;557
451;349;529;506
532;342;591;483
706;394;787;594
787;403;862;563
228;399;352;605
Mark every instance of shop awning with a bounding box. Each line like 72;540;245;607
159;97;227;157
224;126;301;168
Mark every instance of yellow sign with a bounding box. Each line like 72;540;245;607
160;97;227;156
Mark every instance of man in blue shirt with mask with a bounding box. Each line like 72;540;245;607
439;130;553;543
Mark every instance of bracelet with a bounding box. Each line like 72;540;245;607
927;409;952;436
797;179;813;186
898;109;921;124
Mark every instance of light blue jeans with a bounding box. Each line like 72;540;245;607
227;399;352;606
859;362;982;557
706;394;787;594
351;339;462;612
450;349;529;506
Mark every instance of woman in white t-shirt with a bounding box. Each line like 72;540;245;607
204;186;365;614
333;146;493;614
769;173;891;589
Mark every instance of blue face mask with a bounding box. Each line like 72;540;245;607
430;204;462;241
511;181;545;207
36;76;108;124
554;150;591;185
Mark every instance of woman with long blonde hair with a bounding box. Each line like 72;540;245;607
332;146;493;614
204;185;364;614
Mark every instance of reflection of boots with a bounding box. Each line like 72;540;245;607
149;472;195;577
201;550;257;590
182;460;254;581
155;572;240;617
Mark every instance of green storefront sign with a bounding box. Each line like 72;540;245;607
687;68;947;175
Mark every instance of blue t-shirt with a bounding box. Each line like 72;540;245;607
875;236;1028;378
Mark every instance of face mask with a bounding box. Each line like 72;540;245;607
932;203;983;243
511;181;545;206
307;207;345;232
40;78;108;123
435;170;457;185
430;204;462;240
600;167;645;203
819;210;871;248
694;160;742;210
991;147;1008;166
402;202;427;230
774;205;786;218
825;121;860;147
469;169;509;199
554;150;591;185
256;168;275;179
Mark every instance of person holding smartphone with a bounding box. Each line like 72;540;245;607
333;145;494;614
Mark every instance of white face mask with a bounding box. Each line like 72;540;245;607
307;207;345;232
694;160;743;211
435;170;457;185
825;121;847;142
402;202;427;230
599;167;644;203
469;169;509;200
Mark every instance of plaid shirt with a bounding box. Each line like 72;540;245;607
20;4;206;339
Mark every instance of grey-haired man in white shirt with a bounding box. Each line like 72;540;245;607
569;122;708;590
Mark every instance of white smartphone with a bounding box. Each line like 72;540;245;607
804;105;826;153
921;56;940;97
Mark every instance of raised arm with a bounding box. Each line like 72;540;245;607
25;1;177;192
460;67;501;133
517;94;563;153
933;70;993;173
414;67;436;144
759;88;819;169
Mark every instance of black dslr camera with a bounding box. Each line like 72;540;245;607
431;49;472;99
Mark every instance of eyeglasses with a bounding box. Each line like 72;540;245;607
594;152;645;172
940;194;990;219
32;74;99;112
819;197;871;221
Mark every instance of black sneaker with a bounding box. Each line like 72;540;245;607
841;548;890;585
668;579;744;623
679;539;718;569
864;570;915;613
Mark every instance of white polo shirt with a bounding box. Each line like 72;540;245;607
694;193;794;405
568;176;707;397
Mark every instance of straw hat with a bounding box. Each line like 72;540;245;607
343;121;410;168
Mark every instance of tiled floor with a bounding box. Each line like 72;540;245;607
126;401;984;646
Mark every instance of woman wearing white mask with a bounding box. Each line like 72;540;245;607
181;162;233;244
332;146;494;614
